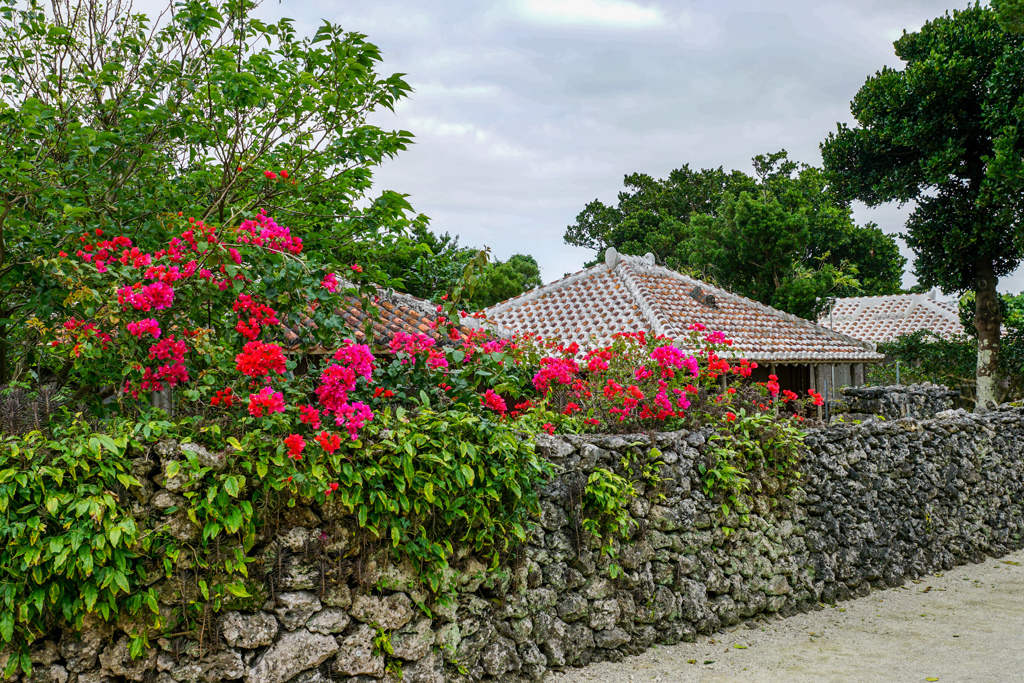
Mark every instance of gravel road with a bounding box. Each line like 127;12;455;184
548;548;1024;683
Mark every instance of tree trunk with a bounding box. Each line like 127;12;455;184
0;323;7;385
974;260;1002;411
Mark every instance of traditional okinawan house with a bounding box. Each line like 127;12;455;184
817;289;963;344
481;249;882;398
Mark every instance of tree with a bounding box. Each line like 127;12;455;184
373;224;476;301
993;0;1024;33
373;226;542;307
469;254;543;308
566;151;905;320
821;5;1024;408
0;0;417;383
563;165;755;269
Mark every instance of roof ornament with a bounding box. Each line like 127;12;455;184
605;247;620;268
688;286;718;309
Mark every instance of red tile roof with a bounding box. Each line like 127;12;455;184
818;292;963;343
283;289;466;352
483;250;881;363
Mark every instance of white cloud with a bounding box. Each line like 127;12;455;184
513;0;664;28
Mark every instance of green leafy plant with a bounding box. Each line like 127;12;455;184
0;420;165;675
699;408;805;523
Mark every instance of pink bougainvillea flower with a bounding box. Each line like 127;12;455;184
127;319;161;339
480;389;507;414
726;412;737;422
148;335;187;362
264;170;278;179
321;272;339;293
332;342;375;380
350;264;363;273
248;387;285;417
332;401;374;440
532;357;579;394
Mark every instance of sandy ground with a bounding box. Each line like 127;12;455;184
548;547;1024;683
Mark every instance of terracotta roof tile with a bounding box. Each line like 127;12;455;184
484;250;881;363
283;289;469;352
818;293;963;343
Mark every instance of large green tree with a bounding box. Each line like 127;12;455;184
0;0;418;383
374;225;543;309
565;151;904;319
821;4;1024;409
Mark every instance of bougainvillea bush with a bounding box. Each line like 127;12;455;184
0;208;823;668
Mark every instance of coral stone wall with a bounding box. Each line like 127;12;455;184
12;396;1024;683
832;383;960;421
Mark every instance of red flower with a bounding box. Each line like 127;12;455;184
481;389;507;414
264;170;278;179
248;387;285;417
315;431;341;454
235;341;287;377
299;404;321;429
325;482;339;496
350;263;363;273
726;412;737;422
210;387;234;407
542;423;555;435
284;434;305;460
280;170;289;179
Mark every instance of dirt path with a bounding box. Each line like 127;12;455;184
548;548;1024;683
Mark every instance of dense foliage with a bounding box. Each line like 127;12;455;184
821;4;1024;408
563;150;904;320
373;224;542;308
0;0;423;385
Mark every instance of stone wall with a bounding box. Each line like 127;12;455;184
14;401;1024;683
831;382;960;422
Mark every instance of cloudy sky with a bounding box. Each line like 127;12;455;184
263;0;1022;296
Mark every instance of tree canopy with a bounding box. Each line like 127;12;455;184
0;0;420;383
374;225;543;309
821;4;1024;408
564;151;905;320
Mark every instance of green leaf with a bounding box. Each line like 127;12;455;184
224;583;252;598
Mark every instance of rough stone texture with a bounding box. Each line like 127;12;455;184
220;612;278;649
349;593;414;630
97;638;157;682
167;650;243;683
273;592;321;630
58;618;109;673
32;394;1024;683
305;608;350;635
833;382;959;421
332;624;384;678
245;629;338;683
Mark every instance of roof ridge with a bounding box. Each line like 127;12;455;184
612;254;677;338
619;253;877;355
